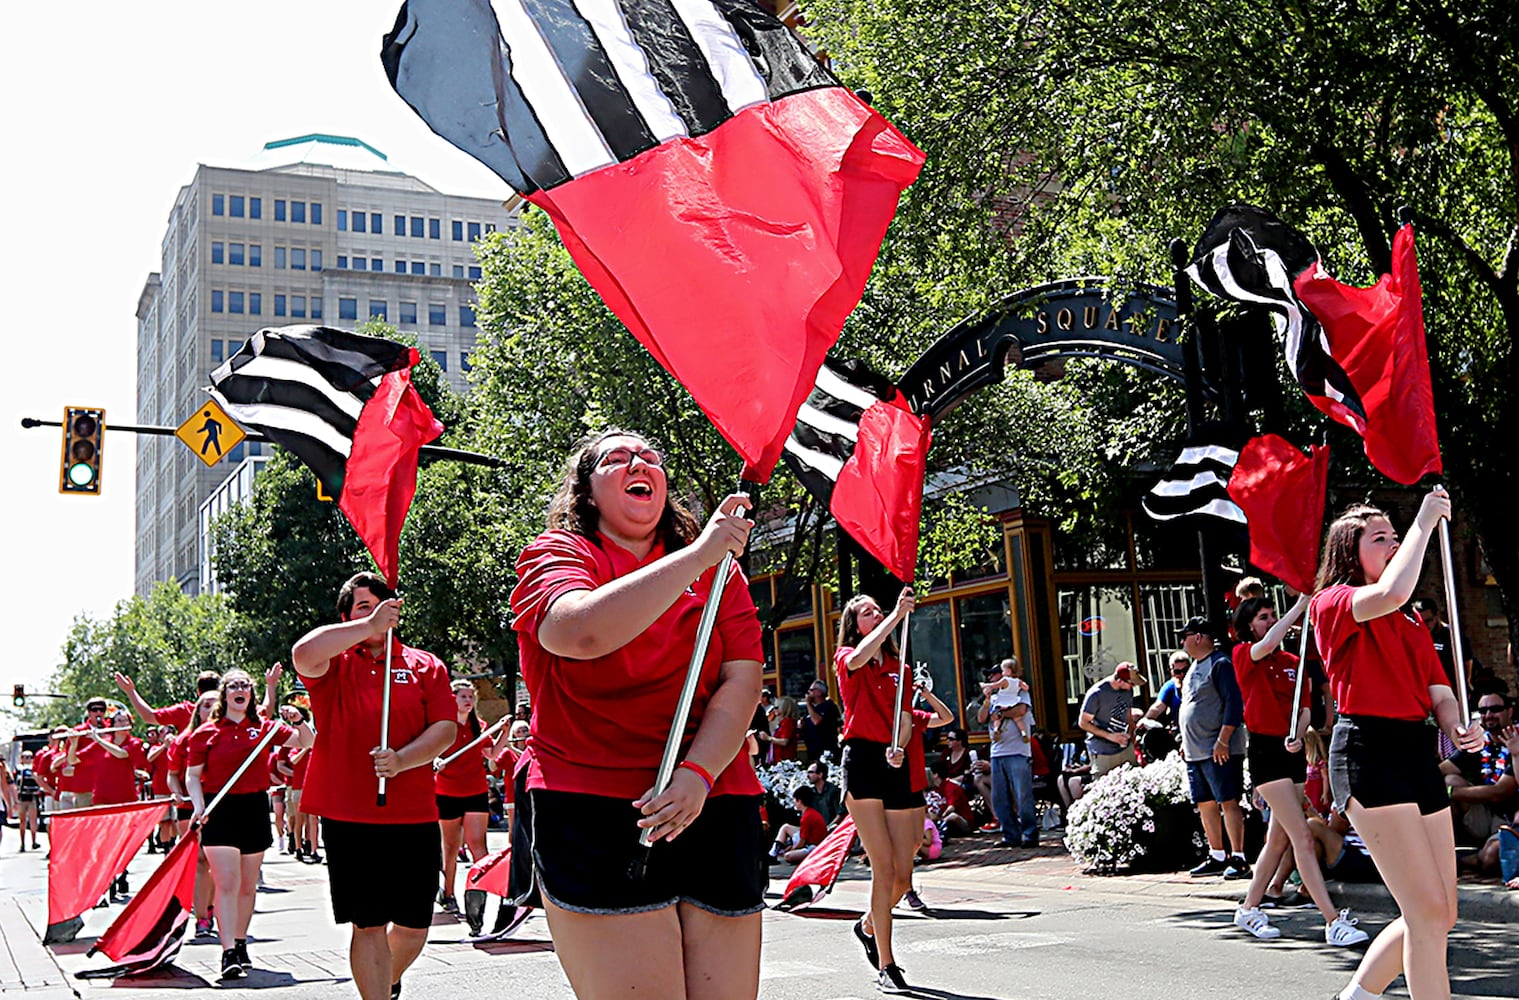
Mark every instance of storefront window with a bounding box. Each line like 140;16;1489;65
1058;586;1139;713
1138;582;1204;688
908;601;958;723
749;578;773;626
777;627;818;700
956;591;1013;717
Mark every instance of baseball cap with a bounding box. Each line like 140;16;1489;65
1114;663;1144;686
1176;616;1218;639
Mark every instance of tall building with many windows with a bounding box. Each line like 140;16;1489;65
135;134;516;596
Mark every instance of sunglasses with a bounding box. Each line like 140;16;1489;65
87;707;107;713
1478;706;1506;715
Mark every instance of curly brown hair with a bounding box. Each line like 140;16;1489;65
1314;503;1389;592
835;594;899;662
544;428;701;550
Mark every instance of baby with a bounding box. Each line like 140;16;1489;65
981;657;1031;743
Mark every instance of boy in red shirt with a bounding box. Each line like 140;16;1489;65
768;785;829;864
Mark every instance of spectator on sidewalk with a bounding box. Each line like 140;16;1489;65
979;658;1039;847
1441;691;1517;874
803;760;844;827
1078;665;1142;778
768;785;828;864
800;680;842;763
770;696;800;763
1176;617;1251;879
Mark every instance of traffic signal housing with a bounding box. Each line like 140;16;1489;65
12;684;23;708
60;406;105;495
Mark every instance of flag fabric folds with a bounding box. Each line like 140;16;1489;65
81;831;201;978
209;325;444;585
1293;224;1441;484
1141;425;1247;525
383;0;924;481
47;800;169;931
782;358;931;581
776;816;857;911
1226;435;1330;594
465;845;512;899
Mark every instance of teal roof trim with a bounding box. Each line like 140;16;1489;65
262;134;388;161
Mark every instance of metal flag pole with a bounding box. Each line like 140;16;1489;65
890;612;912;755
1436;514;1472;722
378;627;394;807
1288;608;1311;745
435;716;511;771
201;723;289;823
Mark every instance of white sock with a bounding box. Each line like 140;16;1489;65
1210;849;1227;861
1339;984;1380;1000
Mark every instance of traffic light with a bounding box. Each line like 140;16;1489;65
12;684;23;708
59;405;105;495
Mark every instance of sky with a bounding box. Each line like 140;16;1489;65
1;2;512;710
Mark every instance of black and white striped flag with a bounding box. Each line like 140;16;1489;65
781;358;930;581
1141;426;1247;525
208;325;442;585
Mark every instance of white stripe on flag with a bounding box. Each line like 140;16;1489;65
1204;243;1288;310
1173;444;1240;467
794;402;859;443
218;355;368;421
1142;497;1247;524
206;395;355;458
572;0;688;142
1148;471;1230;497
814;366;880;413
783;438;845;482
668;0;768;114
490;0;616;178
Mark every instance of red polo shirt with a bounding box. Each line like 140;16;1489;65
146;745;172;796
1233;643;1309;738
301;639;455;824
33;747;57;792
290;747;310;791
154;701;196;731
434;722;490;798
93;737;149;805
836;647;910;744
58;724;106;793
1311;584;1448;720
510;529;765;799
188;716;295;795
492;745;520;805
906;709;933;793
166;732;191;788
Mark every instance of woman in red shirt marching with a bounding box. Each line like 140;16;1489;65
1310;491;1483;1000
186;670;313;981
434;681;492;925
835;587;919;994
1230;593;1368;947
510;429;764;1000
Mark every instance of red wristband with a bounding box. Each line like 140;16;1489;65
676;759;714;792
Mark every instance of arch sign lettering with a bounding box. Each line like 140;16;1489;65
899;278;1192;419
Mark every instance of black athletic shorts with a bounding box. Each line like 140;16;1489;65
841;738;923;810
322;818;441;929
1247;733;1308;787
436;792;490;821
1329;715;1447;816
200;792;272;855
519;789;766;917
176;804;195;821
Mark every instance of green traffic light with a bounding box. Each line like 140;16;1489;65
67;461;98;487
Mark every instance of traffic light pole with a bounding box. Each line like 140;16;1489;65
20;418;509;469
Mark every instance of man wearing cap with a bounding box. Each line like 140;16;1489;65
53;697;112;809
1176;617;1250;879
1078;664;1143;778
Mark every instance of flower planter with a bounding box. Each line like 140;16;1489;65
1130;800;1205;873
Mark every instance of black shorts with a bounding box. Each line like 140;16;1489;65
1329;716;1448;816
840;738;923;810
519;789;766;917
1247;733;1307;786
1325;845;1381;884
176;804;195;821
201;792;273;855
322;819;441;929
437;792;490;821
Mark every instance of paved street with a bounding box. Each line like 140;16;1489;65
4;830;1516;1000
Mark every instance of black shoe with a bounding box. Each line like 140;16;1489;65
852;917;879;970
1224;855;1252;880
220;949;246;981
390;983;402;1000
234;940;251;971
490;905;532;939
1189;855;1229;877
147;839;158;855
877;962;910;994
1022;837;1040;848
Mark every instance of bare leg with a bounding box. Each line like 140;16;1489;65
350;926;393;1000
678;903;762;1000
848;796;899;967
388;926;428;986
463;811;488;863
1197;800;1224;852
543;899;687;999
439;817;464;899
203;845;244;951
1220;799;1246;857
234;854;262;940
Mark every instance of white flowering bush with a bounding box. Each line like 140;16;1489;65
1066;752;1196;874
754;752;842;798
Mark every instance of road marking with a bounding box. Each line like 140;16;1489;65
899;930;1074;956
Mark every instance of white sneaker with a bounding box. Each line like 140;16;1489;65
1325;909;1370;946
1234;905;1281;939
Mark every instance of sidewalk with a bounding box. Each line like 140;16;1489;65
0;895;77;1000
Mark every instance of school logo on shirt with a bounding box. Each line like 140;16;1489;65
393;669;415;685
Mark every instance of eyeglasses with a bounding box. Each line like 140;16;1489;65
596;446;663;470
226;681;253;692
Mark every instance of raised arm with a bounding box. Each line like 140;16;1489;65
843;588;915;672
261;662;284;719
292;601;398;679
1252;593;1309;660
114;672;161;725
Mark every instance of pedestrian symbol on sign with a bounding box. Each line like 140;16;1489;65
198;411;224;457
175;398;245;467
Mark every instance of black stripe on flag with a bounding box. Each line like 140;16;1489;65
621;0;732;135
782;358;895;508
1141;426;1247;525
710;0;834;103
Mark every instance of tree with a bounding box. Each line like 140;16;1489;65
803;0;1518;652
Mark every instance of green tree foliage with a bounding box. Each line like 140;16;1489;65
803;0;1517;644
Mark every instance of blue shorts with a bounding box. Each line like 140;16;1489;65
1187;757;1243;804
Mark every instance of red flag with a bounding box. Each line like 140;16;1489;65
47;799;168;929
831;399;932;581
339;368;445;587
464;845;512;899
777;816;857;911
1293;224;1442;484
1226;435;1329;594
82;831;200;977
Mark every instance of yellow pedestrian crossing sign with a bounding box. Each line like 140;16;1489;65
176;399;246;467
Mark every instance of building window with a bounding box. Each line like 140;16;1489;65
228;291;244;314
291;201;306;224
211;242;224;264
249;292;262;314
337;255;348;269
274;247;287;269
372;257;382;271
460;304;476;328
429;218;441;240
311;296;323;319
249;244;261;267
429;303;446;326
339;297;357;320
399;301;418;325
352;257;365;271
461;351;472;372
275;199;286;222
371;212;382;234
468;265;482;280
291;295;307;319
230;195;245;218
468;222;482;241
394;260;406;274
452;264;465;279
338;209;348;231
291;248;306;271
229;243;245;266
274;294;286;317
410;216;425;238
430;350;449;371
211;290;224;312
369;300;388;321
310;203;322;225
352;211;366;233
777;628;818;700
311;250;322;272
411;261;425;275
485;222;496;234
429;262;441;276
452;220;464;241
211;339;224;363
394;214;406;236
212;194;225;216
250;197;262;219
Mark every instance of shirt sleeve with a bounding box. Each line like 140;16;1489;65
1311;585;1359;661
419;655;457;729
1214;658;1245;728
186;728;211;769
715;563;764;662
1079;685;1101;718
510;531;600;643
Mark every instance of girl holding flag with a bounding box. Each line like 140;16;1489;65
1311;490;1483;1000
186;670;313;981
435;680;492;919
